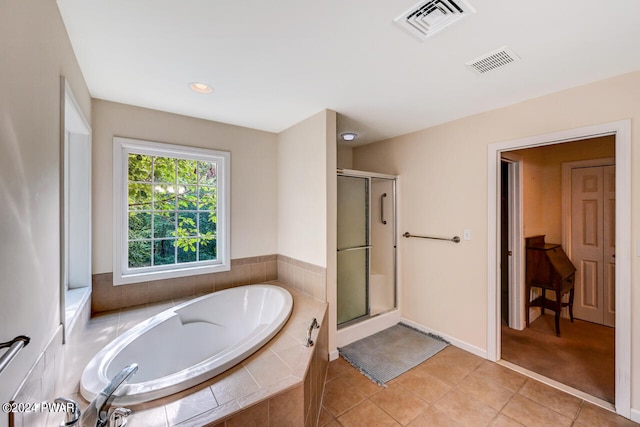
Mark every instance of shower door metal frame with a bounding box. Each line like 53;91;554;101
337;169;397;329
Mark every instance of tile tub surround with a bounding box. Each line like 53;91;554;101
8;327;65;427
277;255;326;303
93;254;327;313
50;282;328;427
8;291;92;427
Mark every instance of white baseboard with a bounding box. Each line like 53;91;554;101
400;317;488;359
630;408;640;423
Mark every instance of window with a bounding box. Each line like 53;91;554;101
113;137;230;285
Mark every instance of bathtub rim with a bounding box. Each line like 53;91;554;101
80;284;293;405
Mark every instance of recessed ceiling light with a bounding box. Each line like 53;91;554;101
189;82;213;94
341;132;357;141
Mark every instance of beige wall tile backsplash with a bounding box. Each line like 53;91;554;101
92;254;325;313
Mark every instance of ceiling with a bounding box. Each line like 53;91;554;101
56;0;640;146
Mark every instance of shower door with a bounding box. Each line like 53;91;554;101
337;175;370;325
337;172;396;327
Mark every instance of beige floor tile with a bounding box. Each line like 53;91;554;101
325;365;342;382
338;399;402;427
318;406;336;426
456;372;515;411
473;361;527;392
433;389;499;426
518;379;581;419
369;382;429;425
501;394;573;427
322;377;366;417
321;348;639;427
434;345;484;371
395;371;451;403
342;369;384;397
490;414;525;427
574;402;639;427
330;357;355;375
406;406;462;427
412;357;470;385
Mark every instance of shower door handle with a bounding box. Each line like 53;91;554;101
337;245;372;252
381;193;387;225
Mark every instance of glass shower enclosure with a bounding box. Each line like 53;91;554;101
337;170;397;327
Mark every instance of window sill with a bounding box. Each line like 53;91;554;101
113;262;230;286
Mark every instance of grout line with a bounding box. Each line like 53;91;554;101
498;359;615;413
574;400;586;423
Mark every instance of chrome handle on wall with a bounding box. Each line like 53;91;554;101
337;245;372;252
0;335;30;375
304;318;320;347
381;193;388;225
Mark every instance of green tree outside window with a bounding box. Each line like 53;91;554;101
127;154;218;268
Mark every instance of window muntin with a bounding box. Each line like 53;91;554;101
114;138;230;285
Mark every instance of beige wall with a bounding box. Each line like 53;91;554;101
353;71;640;411
337;144;353;169
511;136;615;243
277;110;335;268
92;100;279;274
0;0;91;420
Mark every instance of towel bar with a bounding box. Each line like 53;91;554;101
0;335;30;375
403;232;460;243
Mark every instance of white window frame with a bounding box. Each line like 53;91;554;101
113;137;230;285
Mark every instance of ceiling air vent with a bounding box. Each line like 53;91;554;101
394;0;476;40
466;46;520;75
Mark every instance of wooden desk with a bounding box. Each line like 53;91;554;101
525;235;576;336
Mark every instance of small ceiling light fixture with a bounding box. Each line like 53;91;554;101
189;82;213;94
341;132;357;141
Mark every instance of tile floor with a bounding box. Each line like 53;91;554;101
319;346;638;427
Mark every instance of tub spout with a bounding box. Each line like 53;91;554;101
304;318;320;347
53;397;81;426
80;363;138;427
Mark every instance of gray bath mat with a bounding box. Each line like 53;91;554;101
338;323;448;386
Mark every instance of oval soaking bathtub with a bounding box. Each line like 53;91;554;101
80;284;293;405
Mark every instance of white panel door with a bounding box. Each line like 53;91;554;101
571;165;615;326
603;165;616;327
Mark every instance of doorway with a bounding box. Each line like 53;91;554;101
500;139;615;403
487;120;631;419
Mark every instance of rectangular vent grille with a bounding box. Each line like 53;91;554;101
395;0;475;40
466;47;520;75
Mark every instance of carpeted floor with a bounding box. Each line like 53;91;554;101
501;314;614;403
338;323;448;385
